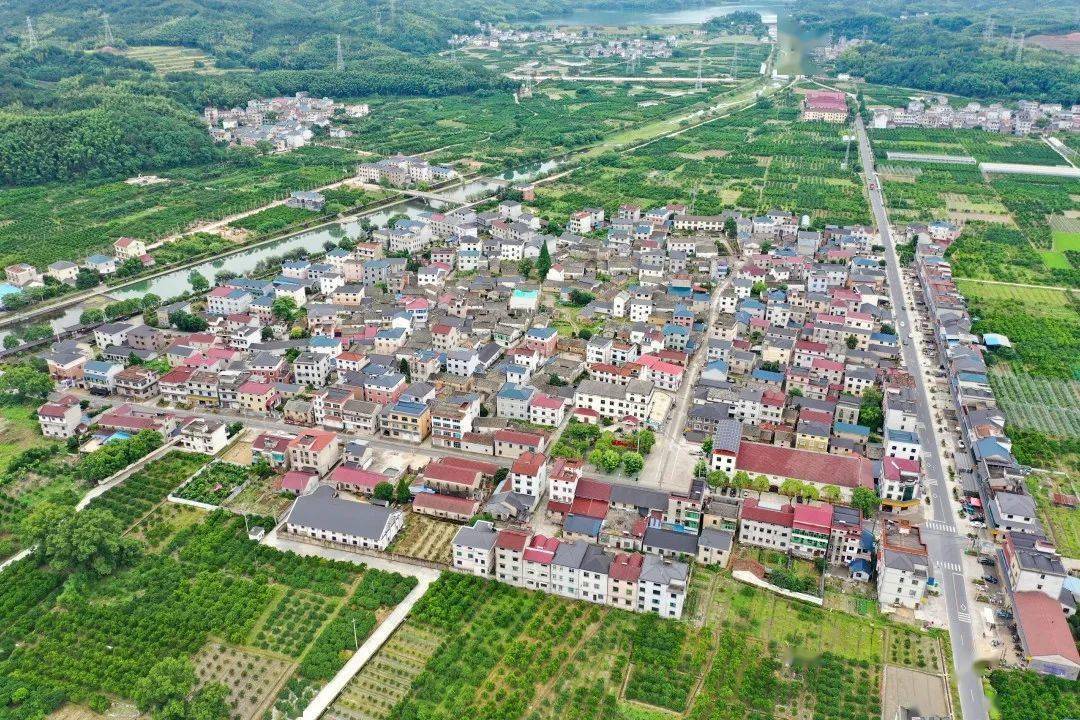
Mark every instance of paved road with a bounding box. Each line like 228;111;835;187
642;258;739;490
507;73;738;84
855;116;988;720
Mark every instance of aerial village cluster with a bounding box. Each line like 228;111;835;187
22;153;1080;676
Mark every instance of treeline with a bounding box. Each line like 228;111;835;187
0;92;218;186
796;1;1080;105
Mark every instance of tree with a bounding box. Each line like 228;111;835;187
394;475;412;504
635;429;655;455
707;470;729;489
693;459;709;478
261;326;275;341
272;296;299;323
537;241;552;280
577;328;592;340
859;387;884;433
733;470;751;493
252;459;274;480
188;270;209;293
820;485;842;504
141;293;162;310
845;334;858;350
76;268;101;289
399;357;412;383
133;657;197;713
226;421;243;437
373;482;395;502
779;478;803;499
517;258;534;278
723;218;737;238
851;487;881;518
751;474;770;498
214;270;239;285
2;335;20;350
80;309;106;324
188;683;230;720
799;483;820;502
21;504;139;577
0;363;52;402
701;437;713;455
2;292;28;310
622;451;644;475
568;289;594;307
169;310;208;332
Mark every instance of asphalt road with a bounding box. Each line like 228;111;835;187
855;116;989;720
642;256;738;490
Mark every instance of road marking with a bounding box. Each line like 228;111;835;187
925;520;957;533
957;612;971;623
935;560;962;573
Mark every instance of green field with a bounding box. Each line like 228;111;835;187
328;567;928;720
331;82;718;172
121;45;227;75
531;87;869;228
0;509;416;719
0;145;358;269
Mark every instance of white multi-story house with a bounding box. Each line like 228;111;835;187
452;520;498;576
877;520;929;610
636;554;688;619
293;352;330;386
494;528;530;587
509;451;548;499
179;417;229;455
36;396;82;438
737;498;794;552
573;379;655;422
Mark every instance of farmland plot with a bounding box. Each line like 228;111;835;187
990;368;1080;438
193;643;293;720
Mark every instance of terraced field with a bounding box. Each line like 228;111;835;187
122;45;225;74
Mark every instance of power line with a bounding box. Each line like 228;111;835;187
25;16;37;48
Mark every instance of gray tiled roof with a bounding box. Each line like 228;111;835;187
287;485;397;540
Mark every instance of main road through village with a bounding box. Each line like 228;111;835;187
855;115;989;720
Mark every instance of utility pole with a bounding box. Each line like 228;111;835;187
730;44;739;81
25;16;37;48
103;13;114;45
695;49;703;91
336;34;344;71
351;617;359;650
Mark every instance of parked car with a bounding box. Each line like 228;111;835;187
978;557;996;566
983;575;999;585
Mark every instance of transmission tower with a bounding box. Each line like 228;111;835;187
983;15;995;42
103;13;114;45
730;44;739;81
695;50;703;91
336;34;344;71
1015;32;1025;62
25;16;37;48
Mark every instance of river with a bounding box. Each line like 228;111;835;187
1;158;568;345
539;3;828;76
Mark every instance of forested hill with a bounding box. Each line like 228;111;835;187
796;0;1080;105
0;0;706;187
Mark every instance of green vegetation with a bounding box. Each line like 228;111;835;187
0;504;414;719
230;186;390;238
987;668;1080;720
335;567;896;720
0;145;357;268
799;0;1080;104
173;462;250;506
332;83;711;171
533;89;869;228
87;450;209;529
1025;473;1080;558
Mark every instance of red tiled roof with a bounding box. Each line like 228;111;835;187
495;528;530;551
740;498;794;527
523;534;559;564
570;497;609;519
494;429;545;447
530;393;566;410
575;477;613;502
511;451;546;476
412;492;479;516
331;465;386;490
736;442;874;489
279;471;316;492
792;503;834;533
804;90;847;112
290;428;337;452
546;500;572;516
1013;591;1080;666
438;456;500;476
423;461;482;489
609;552;644;581
883;456;921;481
